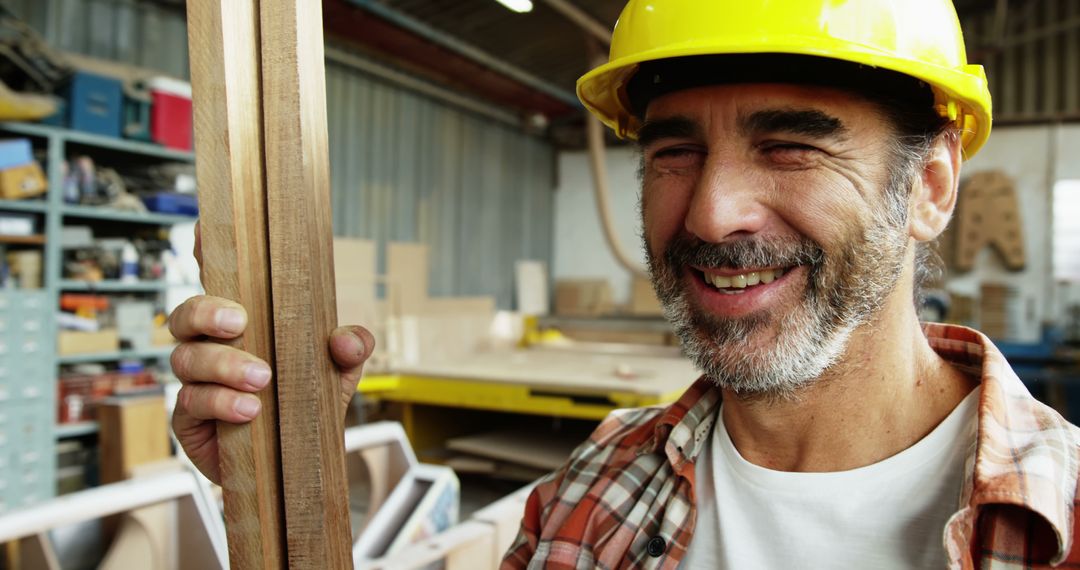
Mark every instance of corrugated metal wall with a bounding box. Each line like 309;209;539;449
3;0;191;79
2;0;557;307
962;0;1080;121
324;60;555;305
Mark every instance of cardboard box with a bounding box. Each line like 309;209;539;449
116;301;153;350
629;277;664;316
151;325;175;347
0;139;34;170
0;162;46;200
554;279;614;317
58;329;120;355
7;250;42;289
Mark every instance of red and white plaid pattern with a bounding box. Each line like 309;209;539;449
501;323;1080;569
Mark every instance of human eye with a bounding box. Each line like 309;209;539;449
759;140;823;165
648;144;706;171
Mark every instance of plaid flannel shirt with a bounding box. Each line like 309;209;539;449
501;323;1080;569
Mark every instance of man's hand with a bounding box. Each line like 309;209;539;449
170;223;375;484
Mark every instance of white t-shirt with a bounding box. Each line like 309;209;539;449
680;390;978;569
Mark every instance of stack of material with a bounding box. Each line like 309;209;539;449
554;279;614;317
334;239;499;371
444;429;583;483
980;283;1019;339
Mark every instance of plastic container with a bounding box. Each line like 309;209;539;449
141;192;198;216
65;72;123;138
149;77;192;151
123;92;152;142
120;243;139;283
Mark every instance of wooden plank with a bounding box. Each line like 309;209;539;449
0;234;45;245
259;0;353;566
186;1;286;566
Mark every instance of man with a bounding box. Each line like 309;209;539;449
170;1;1080;568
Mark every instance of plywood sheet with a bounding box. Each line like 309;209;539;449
397;348;701;397
515;260;549;316
956;171;1026;271
334;238;377;326
387;242;429;315
446;429;580;471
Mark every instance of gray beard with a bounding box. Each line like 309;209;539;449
647;221;908;401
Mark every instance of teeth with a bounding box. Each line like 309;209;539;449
706;268;786;290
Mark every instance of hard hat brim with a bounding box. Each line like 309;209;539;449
578;40;992;159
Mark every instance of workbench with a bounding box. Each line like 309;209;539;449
359;346;701;462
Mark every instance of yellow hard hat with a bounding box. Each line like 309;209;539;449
578;0;993;159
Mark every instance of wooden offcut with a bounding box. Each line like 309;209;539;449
260;0;352;565
187;0;352;566
186;0;285;566
955;171;1026;272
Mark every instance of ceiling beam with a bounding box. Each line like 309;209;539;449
537;0;612;45
331;0;580;115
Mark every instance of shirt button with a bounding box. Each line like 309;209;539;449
646;535;666;557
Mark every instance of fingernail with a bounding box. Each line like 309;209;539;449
244;363;272;390
235;396;261;419
216;309;246;335
352;332;367;358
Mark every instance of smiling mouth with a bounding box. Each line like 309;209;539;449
694;267;791;295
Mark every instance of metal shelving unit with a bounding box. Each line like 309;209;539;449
59;280;169;293
62;204;194;225
54;422;100;439
0;199;48;214
0;121;194;508
58;347;175;365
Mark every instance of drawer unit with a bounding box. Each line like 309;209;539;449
0;290;55;511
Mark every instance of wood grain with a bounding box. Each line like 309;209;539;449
186;0;285;566
259;0;354;566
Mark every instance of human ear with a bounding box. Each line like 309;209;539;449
908;134;961;242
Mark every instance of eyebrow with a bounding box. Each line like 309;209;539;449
739;109;849;140
636;116;703;148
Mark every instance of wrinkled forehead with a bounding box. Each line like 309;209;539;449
639;83;889;147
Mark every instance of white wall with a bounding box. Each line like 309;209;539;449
553;147;644;304
553;125;1080;341
951;124;1080;342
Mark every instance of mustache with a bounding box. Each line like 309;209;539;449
664;234;824;270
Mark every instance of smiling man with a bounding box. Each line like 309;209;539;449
166;0;1080;567
499;1;1080;569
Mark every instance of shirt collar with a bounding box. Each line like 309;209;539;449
645;323;1080;564
927;323;1080;566
649;376;722;478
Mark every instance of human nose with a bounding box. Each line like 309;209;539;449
684;158;770;242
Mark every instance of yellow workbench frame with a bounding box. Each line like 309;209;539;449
359;374;684;458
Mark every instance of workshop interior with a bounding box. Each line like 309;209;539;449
0;0;1076;568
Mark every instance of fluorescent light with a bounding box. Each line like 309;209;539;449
494;0;533;13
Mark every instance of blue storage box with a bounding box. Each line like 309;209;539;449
64;72;123;138
141;192;197;216
0;140;33;170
